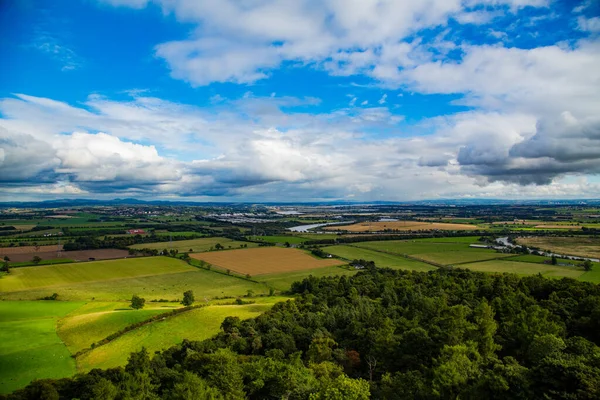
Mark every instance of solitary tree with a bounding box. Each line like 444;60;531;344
130;294;146;310
583;259;593;271
215;243;224;250
551;255;557;265
182;290;195;306
32;255;42;265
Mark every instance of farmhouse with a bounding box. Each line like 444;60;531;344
127;229;145;235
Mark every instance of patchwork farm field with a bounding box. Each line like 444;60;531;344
352;240;512;266
76;302;279;372
129;237;258;252
322;245;435;272
191;247;345;275
0;301;84;394
5;248;130;263
0;266;269;301
515;236;600;259
325;220;481;232
463;260;585;279
247;235;308;244
256;266;357;291
0;257;194;293
57;304;170;354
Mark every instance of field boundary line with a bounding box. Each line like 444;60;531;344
72;304;208;359
343;244;443;268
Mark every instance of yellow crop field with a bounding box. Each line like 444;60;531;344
325;220;480;232
191;247;345;275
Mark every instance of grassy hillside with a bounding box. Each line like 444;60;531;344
322;245;435;271
76;302;279;371
0;257;194;293
0;268;270;301
0;301;84;394
129;237;258;252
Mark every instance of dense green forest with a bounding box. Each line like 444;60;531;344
4;267;600;399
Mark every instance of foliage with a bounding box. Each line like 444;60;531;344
130;295;145;310
181;290;195;307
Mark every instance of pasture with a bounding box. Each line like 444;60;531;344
325;220;481;232
256;266;357;291
57;304;170;353
76;302;278;371
0;301;84;394
0;257;194;293
191;247;345;275
515;236;600;259
0;267;269;301
6;248;130;263
322;245;435;272
247;235;307;244
353;240;512;266
129;237;257;253
462;259;585;279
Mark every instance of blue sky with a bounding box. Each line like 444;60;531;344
1;0;599;201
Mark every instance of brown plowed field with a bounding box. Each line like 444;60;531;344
3;249;131;263
325;221;480;232
190;247;345;275
0;245;64;255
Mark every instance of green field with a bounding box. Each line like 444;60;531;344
256;265;357;291
322;245;435;272
76;302;278;371
0;257;194;293
580;268;600;283
353;240;512;266
0;301;84;394
0;268;270;301
57;303;171;353
412;236;483;243
130;237;258;252
461;260;585;279
247;235;307;244
297;233;340;240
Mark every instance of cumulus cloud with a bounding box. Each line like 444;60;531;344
101;0;550;86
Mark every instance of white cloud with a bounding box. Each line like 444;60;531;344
101;0;550;86
378;94;387;104
578;16;600;33
2;85;600;200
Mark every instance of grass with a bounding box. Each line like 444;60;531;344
297;233;340;240
0;301;84;394
0;268;270;301
9;259;74;268
0;257;195;293
247;235;308;244
460;260;585;279
322;245;435;272
353;241;513;266
412;236;484;243
256;266;357;291
580;268;600;283
325;221;482;232
505;254;552;263
57;304;171;354
76;302;279;371
515;236;600;259
130;237;258;253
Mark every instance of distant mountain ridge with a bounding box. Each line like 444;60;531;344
0;197;599;208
